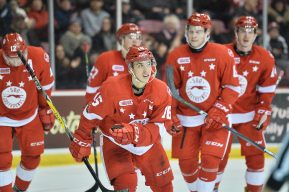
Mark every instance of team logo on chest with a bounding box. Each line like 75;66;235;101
186;76;210;103
2;86;27;109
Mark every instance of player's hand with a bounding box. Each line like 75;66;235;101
69;128;92;162
252;106;271;130
109;123;140;145
39;108;55;131
167;116;182;136
205;100;230;130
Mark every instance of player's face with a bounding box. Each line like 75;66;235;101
2;49;27;67
122;33;142;50
131;60;152;86
235;27;257;51
186;25;209;48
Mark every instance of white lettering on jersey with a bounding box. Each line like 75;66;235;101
2;86;27;109
234;57;240;64
112;65;125;71
0;68;10;74
92;92;103;106
119;99;133;106
186;76;210;103
44;52;50;63
203;58;216;62
89;67;99;80
161;106;171;120
227;49;234;57
249;60;260;64
233;65;238;77
177;57;190;64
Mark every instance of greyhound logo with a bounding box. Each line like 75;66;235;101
186;76;210;103
2;86;26;109
237;75;247;97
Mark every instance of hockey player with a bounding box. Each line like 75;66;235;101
165;13;240;192
0;33;55;192
69;46;176;192
215;16;278;192
85;23;142;103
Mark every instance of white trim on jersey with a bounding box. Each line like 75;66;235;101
228;111;255;124
256;84;277;93
86;86;100;94
177;114;206;127
223;84;241;94
83;106;103;120
42;81;55;90
0;108;38;127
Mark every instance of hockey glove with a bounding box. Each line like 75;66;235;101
205;100;230;130
69;128;92;162
109;123;141;145
39;108;55;131
252;105;271;130
167;116;182;136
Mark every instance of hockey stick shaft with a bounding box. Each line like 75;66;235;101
166;65;277;159
17;51;116;192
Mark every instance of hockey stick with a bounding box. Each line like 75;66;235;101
82;42;100;192
17;51;119;192
166;65;277;159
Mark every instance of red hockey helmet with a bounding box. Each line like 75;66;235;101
2;33;27;58
116;23;142;41
126;46;154;64
187;13;212;29
235;16;258;29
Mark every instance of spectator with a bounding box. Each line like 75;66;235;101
91;17;116;54
122;0;144;24
27;0;49;42
54;0;75;41
55;44;71;89
80;0;110;37
0;0;12;38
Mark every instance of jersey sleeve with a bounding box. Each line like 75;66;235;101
135;85;172;147
38;49;55;108
219;48;240;105
256;52;278;106
85;53;109;103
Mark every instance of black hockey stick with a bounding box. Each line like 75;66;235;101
82;42;100;192
17;51;119;192
166;65;277;159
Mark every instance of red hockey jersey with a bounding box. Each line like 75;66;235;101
226;44;277;124
165;43;240;127
80;74;172;155
86;50;128;102
0;46;54;126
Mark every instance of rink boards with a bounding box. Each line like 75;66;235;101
12;89;289;166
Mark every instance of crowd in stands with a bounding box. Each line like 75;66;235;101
1;0;289;88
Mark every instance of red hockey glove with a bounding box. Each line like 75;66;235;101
69;128;92;162
167;116;182;136
39;108;55;131
205;101;231;130
109;123;141;145
252;105;272;130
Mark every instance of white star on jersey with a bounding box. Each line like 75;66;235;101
129;113;135;119
6;80;12;86
188;71;193;77
0;75;3;80
142;111;147;118
243;70;249;77
180;65;185;71
120;108;125;113
19;81;25;87
209;64;215;70
113;72;119;76
252;66;258;72
200;70;206;77
149;105;153;110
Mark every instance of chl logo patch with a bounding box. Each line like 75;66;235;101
119;99;133;106
0;68;10;74
177;57;190;64
112;65;125;72
2;86;27;109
